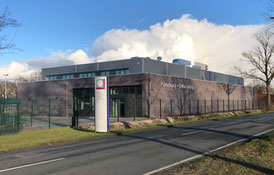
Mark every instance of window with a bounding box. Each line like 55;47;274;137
120;70;125;75
115;70;120;75
125;69;129;74
123;87;129;94
80;74;84;78
136;86;142;94
129;86;135;94
48;76;57;80
110;85;142;95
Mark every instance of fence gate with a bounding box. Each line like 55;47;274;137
0;99;21;134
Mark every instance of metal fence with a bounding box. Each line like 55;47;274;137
21;99;147;129
20;98;261;130
0;99;21;134
21;99;72;130
147;99;258;118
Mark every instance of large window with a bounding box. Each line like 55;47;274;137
73;85;142;118
110;86;142;95
46;68;130;81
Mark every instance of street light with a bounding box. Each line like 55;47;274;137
3;74;9;99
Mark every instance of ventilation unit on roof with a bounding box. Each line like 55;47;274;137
172;59;191;66
157;56;162;61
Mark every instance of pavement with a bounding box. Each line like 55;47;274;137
1;113;274;175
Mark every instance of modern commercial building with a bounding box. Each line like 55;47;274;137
18;57;256;118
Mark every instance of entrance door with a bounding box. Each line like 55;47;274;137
73;88;95;117
110;99;125;118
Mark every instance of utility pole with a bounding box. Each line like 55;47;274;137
3;74;9;99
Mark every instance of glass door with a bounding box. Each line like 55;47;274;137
110;99;125;118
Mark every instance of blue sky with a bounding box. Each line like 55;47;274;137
0;0;269;65
0;0;272;79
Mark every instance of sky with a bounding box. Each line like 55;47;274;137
0;0;272;79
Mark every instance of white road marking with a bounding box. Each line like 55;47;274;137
0;158;65;173
181;131;201;136
181;127;215;136
143;128;274;175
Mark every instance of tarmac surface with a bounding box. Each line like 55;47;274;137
1;113;274;175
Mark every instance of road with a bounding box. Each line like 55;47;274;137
1;113;274;175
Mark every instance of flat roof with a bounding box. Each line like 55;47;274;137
41;57;244;85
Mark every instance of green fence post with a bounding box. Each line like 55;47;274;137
49;99;51;129
31;100;33;126
17;100;21;132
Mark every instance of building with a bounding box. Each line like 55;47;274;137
18;57;256;118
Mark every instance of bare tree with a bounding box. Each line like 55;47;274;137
16;71;42;83
0;7;21;53
235;29;274;110
218;83;236;111
0;81;18;99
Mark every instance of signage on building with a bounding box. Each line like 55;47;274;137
95;77;109;132
161;82;194;90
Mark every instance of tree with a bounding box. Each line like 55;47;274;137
248;80;274;94
218;83;236;111
0;7;21;53
16;71;42;83
235;28;274;110
0;81;18;99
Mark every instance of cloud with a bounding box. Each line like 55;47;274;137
0;49;92;79
0;14;268;80
67;49;91;64
0;62;36;79
92;14;266;73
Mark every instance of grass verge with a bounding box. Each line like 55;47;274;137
158;130;274;175
0;111;269;153
0;127;115;153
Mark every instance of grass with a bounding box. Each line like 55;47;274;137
0;127;115;153
0;111;269;153
159;131;274;175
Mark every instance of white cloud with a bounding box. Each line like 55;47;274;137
0;62;36;79
0;49;93;79
67;49;91;64
0;14;268;80
92;14;266;73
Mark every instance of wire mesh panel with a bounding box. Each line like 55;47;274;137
0;99;21;134
146;98;259;118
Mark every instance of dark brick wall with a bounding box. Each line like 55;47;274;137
141;74;255;117
18;73;255;117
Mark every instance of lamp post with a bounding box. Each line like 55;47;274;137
3;74;9;99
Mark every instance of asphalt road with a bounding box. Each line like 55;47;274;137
1;113;274;175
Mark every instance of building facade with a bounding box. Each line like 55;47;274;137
18;57;255;118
